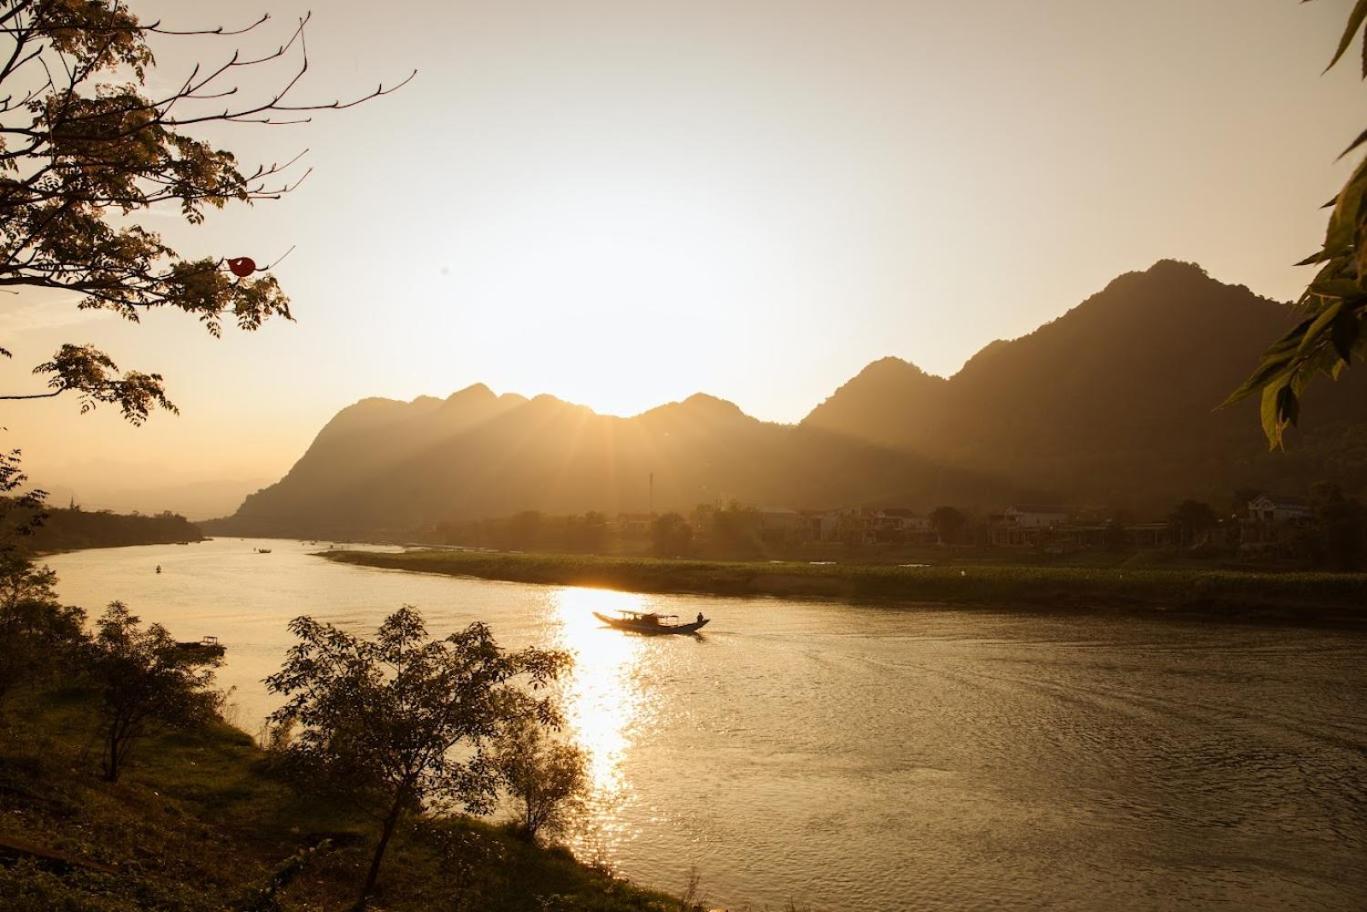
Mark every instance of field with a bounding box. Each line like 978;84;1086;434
322;549;1367;623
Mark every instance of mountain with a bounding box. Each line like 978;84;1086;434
221;386;1034;539
803;260;1367;507
215;260;1367;539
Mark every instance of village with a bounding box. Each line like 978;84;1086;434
430;491;1354;568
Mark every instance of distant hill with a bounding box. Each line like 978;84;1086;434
212;261;1367;539
27;507;203;552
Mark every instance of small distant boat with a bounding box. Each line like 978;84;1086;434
255;547;272;554
155;565;161;574
175;636;225;658
593;610;709;635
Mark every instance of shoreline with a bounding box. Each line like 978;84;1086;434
320;548;1367;628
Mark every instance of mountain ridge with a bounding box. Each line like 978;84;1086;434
214;260;1367;539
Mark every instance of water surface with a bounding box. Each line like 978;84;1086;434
49;538;1367;911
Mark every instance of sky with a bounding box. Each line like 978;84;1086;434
1;0;1363;517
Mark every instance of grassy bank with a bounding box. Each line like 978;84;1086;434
322;549;1367;623
0;686;677;912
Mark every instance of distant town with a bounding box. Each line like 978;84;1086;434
416;487;1363;571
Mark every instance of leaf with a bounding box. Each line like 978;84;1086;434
1296;248;1335;266
1297;300;1344;354
1326;0;1367;72
1260;382;1287;449
1307;277;1363;300
1331;308;1362;362
1224;355;1292;407
1322;156;1367;255
1339;128;1367;160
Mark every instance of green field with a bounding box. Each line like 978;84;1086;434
323;549;1367;623
0;686;678;912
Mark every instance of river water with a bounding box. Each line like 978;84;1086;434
47;538;1367;911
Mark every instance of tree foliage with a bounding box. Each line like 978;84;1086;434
0;552;81;710
1168;499;1218;548
1230;2;1367;446
650;511;692;557
929;506;967;545
264;606;571;909
0;1;409;421
494;712;588;843
87;601;221;782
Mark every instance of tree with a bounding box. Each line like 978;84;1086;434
0;1;409;422
1310;482;1366;570
87;601;221;782
928;506;966;545
506;510;543;549
493;713;588;844
1230;4;1367;446
1168;499;1218;548
264;606;570;911
0;552;82;711
0;445;46;547
651;511;692;557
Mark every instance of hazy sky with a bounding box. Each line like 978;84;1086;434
1;0;1362;515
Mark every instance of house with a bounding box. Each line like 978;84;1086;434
1246;494;1313;524
1003;505;1071;528
1240;494;1314;552
756;507;807;543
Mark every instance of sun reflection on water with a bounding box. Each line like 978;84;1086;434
548;587;662;859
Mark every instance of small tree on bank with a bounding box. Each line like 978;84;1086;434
0;552;83;712
264;606;571;911
494;713;588;843
87;602;221;782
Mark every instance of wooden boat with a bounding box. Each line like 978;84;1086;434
592;610;709;635
175;635;226;658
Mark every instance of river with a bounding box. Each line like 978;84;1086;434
47;538;1367;911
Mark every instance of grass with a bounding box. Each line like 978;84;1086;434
321;548;1367;623
0;685;680;912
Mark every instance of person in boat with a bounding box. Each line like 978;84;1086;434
696;612;704;625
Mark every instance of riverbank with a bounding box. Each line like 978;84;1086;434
0;686;677;912
322;548;1367;624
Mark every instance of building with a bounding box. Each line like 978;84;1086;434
1240;494;1314;552
1246;494;1313;524
1003;505;1071;528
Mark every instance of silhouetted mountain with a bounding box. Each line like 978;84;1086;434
805;260;1367;506
219;382;1034;538
214;261;1367;539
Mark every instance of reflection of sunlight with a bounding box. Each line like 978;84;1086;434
550;587;659;857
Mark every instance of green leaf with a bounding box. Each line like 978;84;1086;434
1260;382;1287;449
1340;128;1367;159
1323;157;1367;254
1307;277;1364;299
1326;0;1367;72
1331;308;1362;362
1297;300;1344;353
1296;248;1336;267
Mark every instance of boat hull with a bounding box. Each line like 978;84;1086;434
593;612;709;635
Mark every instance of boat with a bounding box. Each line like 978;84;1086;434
592;610;709;635
155;565;161;574
255;547;272;554
175;636;225;658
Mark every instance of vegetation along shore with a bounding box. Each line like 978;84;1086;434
322;549;1367;624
